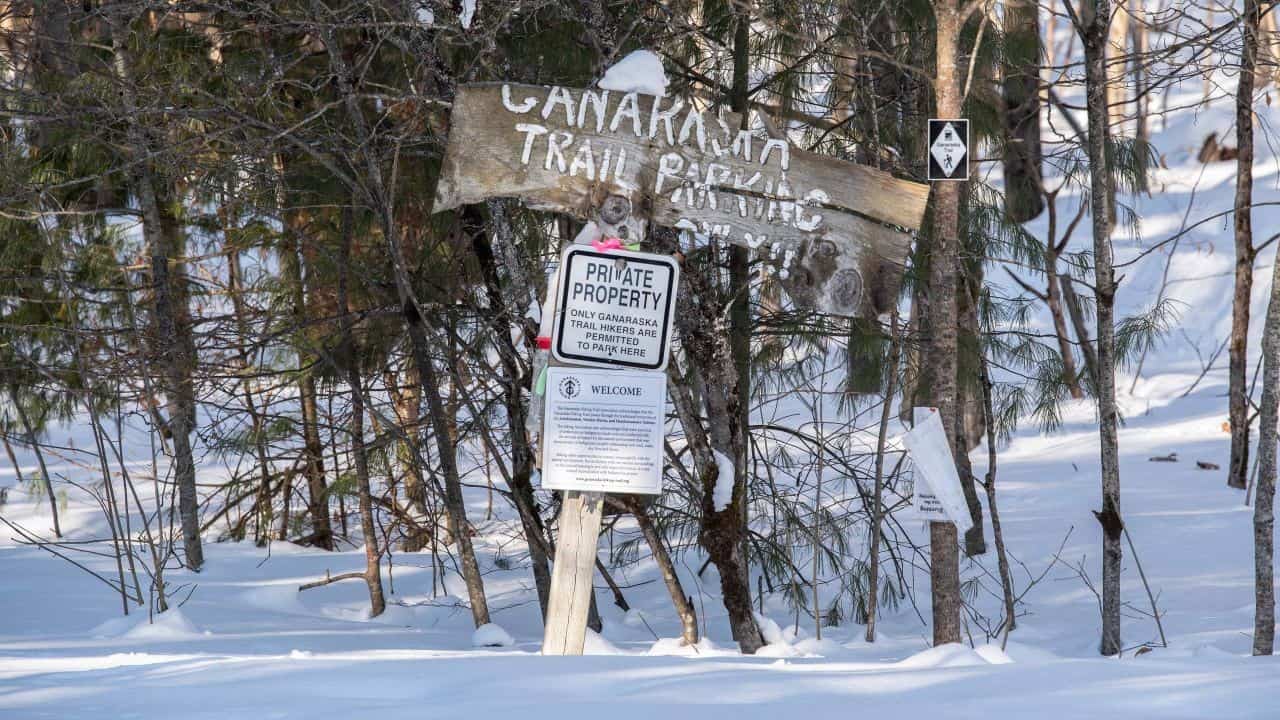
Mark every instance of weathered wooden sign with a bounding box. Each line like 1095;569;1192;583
433;83;929;318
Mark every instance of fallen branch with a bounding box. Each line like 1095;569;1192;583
299;569;367;591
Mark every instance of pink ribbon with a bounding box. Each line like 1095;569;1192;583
591;237;624;252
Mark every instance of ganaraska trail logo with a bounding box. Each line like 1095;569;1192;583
558;376;581;400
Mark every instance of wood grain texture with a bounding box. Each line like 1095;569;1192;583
542;490;605;655
434;83;929;318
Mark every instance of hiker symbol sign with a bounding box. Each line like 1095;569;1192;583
928;119;969;181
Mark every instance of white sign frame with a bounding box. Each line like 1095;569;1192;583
551;245;679;371
540;366;666;495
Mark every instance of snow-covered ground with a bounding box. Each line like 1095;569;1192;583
3;373;1280;718
4;33;1280;720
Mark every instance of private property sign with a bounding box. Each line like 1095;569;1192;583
433;83;929;319
553;246;678;370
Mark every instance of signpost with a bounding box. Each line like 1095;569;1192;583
431;81;930;656
539;243;673;655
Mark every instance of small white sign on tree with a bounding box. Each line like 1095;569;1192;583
902;407;973;534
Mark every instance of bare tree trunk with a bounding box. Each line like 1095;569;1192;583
418;316;491;628
655;228;762;653
641;4;764;655
957;267;987;555
272;155;335;550
1105;3;1130;129
1046;252;1085;399
338;204;386;618
981;361;1017;643
110;32;202;570
470;206;553;618
1002;0;1045;222
925;0;964;647
10;386;59;537
1253;248;1278;654
279;469;292;542
2;428;23;485
1130;0;1149;144
1079;0;1123;656
1229;0;1259;491
630;500;698;646
1060;273;1100;393
1261;9;1280;88
1235;0;1278;658
389;364;431;552
866;311;901;643
224;210;275;547
1043;194;1086;398
312;5;489;627
298;376;333;547
728;0;755;601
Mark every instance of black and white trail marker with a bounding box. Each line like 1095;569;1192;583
928;119;969;181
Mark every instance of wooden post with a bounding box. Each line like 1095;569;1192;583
542;490;606;654
540;195;639;656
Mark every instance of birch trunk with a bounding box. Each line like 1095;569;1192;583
1239;0;1277;658
1252;232;1278;656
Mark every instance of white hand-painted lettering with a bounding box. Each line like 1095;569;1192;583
516;123;549;165
502;84;538;114
542;86;576;125
577;89;609;132
568;140;596;180
544;130;573;173
655;153;684;195
609;92;642;137
648;96;685;146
